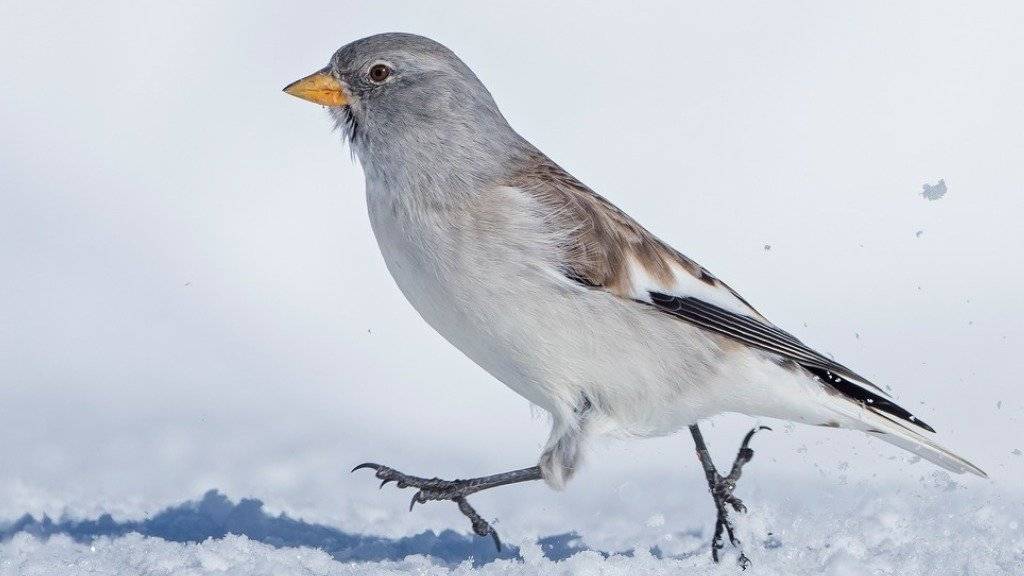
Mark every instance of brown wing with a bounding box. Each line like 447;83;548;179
507;152;762;316
505;153;906;409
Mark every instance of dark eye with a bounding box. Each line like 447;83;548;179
368;64;391;83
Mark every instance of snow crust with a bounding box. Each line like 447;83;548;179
2;487;1021;575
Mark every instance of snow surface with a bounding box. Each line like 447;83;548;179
2;486;1022;575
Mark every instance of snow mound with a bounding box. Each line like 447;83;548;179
2;486;1022;575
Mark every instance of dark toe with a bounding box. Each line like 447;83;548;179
351;462;383;473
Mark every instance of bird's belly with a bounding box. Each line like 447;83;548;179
366;201;727;435
369;217;559;411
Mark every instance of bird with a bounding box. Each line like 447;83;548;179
283;33;986;565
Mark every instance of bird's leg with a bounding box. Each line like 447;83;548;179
352;463;542;550
688;424;770;568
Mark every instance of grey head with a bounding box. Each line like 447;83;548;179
285;33;532;189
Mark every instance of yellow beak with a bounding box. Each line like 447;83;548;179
283;69;348;107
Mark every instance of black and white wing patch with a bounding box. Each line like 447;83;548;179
517;158;936;436
648;292;935;433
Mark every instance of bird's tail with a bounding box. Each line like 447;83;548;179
824;394;987;478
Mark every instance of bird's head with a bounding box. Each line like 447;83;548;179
284;33;522;182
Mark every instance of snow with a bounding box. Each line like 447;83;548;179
921;179;949;201
1;486;1021;575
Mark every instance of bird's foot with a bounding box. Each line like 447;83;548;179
700;426;771;568
708;473;748;568
352;463;503;550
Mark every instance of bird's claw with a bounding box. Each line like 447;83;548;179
408;488;448;511
710;477;745;564
705;426;770;568
353;462;503;551
351;462;383;474
456;496;502;551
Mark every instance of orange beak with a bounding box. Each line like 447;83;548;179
283;69;348;107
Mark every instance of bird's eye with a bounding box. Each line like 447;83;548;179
368;64;391;83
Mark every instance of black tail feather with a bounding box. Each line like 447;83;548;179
803;365;935;433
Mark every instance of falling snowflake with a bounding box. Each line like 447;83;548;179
921;179;947;201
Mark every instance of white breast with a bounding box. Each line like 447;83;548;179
365;184;556;407
363;182;755;437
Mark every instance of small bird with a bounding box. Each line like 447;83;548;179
284;33;985;565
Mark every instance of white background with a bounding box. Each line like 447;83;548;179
1;0;1021;554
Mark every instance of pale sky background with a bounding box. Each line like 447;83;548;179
1;0;1022;550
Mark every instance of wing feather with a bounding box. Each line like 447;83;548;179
505;152;927;425
648;293;889;397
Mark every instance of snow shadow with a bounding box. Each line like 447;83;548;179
0;490;594;566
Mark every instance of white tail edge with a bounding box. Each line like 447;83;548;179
828;399;987;478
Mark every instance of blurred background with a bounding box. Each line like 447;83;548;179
1;0;1021;552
